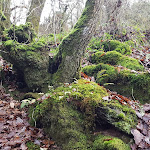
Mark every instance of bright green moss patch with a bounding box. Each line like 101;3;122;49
87;38;132;55
97;100;137;134
82;63;118;85
93;135;131;150
91;51;144;71
3;40;16;51
102;40;132;55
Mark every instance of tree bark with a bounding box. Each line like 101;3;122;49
0;0;11;28
26;0;46;33
2;0;103;91
104;0;123;35
50;0;104;86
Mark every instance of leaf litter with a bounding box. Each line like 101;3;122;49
0;85;60;150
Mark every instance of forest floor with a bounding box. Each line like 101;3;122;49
0;44;150;149
0;76;61;149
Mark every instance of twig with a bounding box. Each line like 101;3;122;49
132;88;136;101
139;60;145;68
32;108;36;127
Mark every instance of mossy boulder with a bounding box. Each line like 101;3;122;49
28;79;137;149
91;51;144;71
96;100;137;134
4;23;36;43
102;40;132;55
82;64;150;103
87;38;132;55
93;135;131;150
2;36;50;91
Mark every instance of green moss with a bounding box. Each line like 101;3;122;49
28;79;109;149
3;40;16;51
23;92;41;99
91;51;144;71
82;63;118;85
88;37;103;50
82;63;150;103
26;141;40;150
93;135;131;150
87;38;132;55
5;22;36;43
97;100;137;134
28;79;137;149
102;40;132;55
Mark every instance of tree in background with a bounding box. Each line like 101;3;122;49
0;0;11;28
26;0;46;33
39;0;86;35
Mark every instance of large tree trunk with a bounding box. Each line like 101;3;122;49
104;0;123;35
26;0;46;33
50;0;104;85
2;0;103;91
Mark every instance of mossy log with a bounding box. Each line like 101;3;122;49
1;0;104;91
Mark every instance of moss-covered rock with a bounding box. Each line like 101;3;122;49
96;100;137;134
82;64;150;103
2;35;50;91
91;51;144;71
28;79;137;149
102;40;132;55
93;135;131;150
87;38;132;55
4;23;36;43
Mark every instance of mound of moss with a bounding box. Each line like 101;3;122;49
102;40;132;55
82;64;150;103
91;51;144;71
28;79;137;149
87;38;132;55
93;135;131;150
4;22;36;43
